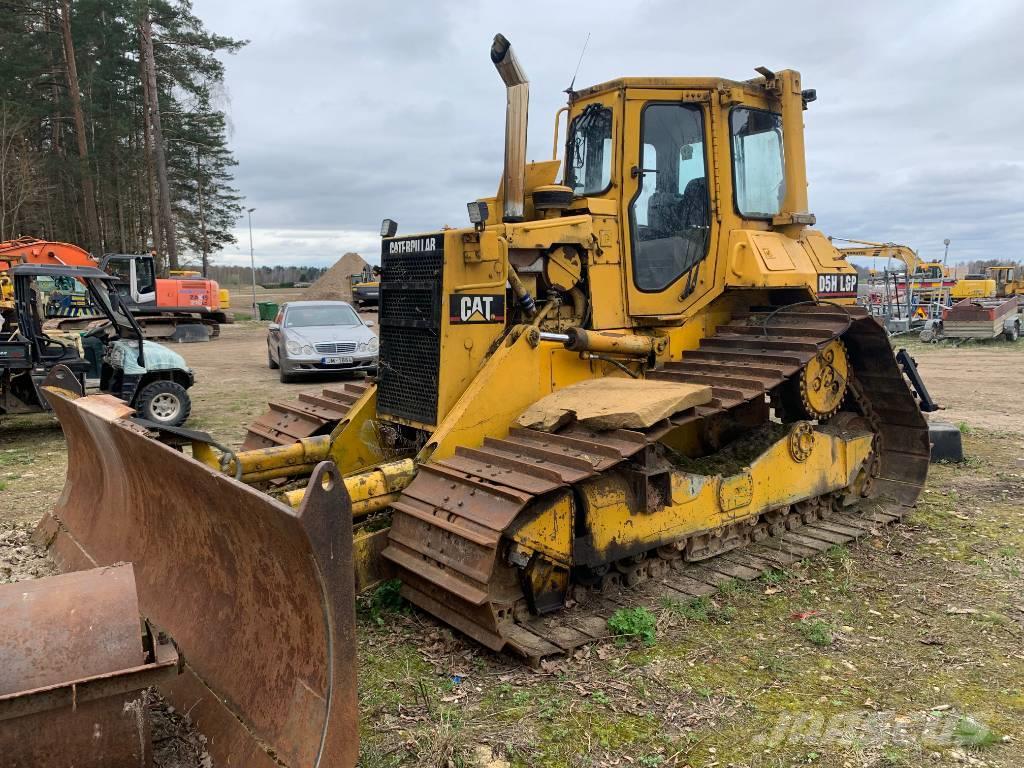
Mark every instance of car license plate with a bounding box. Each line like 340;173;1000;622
322;356;353;365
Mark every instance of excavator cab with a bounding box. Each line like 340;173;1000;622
102;253;158;307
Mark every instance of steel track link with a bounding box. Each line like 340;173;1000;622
242;380;371;450
386;305;931;663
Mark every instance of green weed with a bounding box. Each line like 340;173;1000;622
661;595;709;622
365;579;406;623
608;606;657;646
953;717;1001;748
826;544;850;564
957;421;972;435
717;578;742;595
797;618;835;647
761;568;789;585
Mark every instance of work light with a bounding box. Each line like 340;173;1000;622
380;219;398;238
466;201;489;228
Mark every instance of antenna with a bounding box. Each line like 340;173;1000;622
566;32;591;94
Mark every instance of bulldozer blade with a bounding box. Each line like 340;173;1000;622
35;389;359;768
0;564;180;768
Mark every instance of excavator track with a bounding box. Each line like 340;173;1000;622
242;380;371;449
383;305;931;664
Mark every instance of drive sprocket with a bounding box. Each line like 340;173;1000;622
799;338;848;420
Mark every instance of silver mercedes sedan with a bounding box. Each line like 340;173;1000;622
267;300;378;382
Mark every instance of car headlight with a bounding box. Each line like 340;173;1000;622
302;344;313;355
286;340;302;355
367;336;379;353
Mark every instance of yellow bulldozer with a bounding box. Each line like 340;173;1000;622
35;34;932;767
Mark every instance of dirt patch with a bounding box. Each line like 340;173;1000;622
304;252;370;302
908;339;1024;435
0;520;56;583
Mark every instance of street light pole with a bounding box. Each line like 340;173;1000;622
247;207;257;317
943;238;950;266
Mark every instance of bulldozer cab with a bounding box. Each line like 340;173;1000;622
559;71;822;319
986;265;1020;295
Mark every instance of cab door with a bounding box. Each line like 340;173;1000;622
619;90;719;318
131;256;157;307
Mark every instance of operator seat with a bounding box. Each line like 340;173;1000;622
637;177;710;288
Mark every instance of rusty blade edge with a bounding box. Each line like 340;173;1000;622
0;647;179;722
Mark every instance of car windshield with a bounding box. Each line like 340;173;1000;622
285;304;359;328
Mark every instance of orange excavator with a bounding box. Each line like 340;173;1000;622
0;237;229;341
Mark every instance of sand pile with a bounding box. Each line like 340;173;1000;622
305;252;371;302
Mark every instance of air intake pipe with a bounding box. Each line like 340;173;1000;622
491;34;528;222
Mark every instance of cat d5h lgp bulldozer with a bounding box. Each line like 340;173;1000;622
36;34;931;767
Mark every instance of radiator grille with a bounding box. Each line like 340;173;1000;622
314;342;357;354
377;235;444;425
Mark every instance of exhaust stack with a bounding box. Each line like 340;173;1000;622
491;34;528;222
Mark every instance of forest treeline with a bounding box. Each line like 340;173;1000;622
0;0;244;272
206;264;328;287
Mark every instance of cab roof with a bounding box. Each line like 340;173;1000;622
569;74;764;102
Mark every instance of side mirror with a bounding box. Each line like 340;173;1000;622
363;320;374;328
268;322;280;331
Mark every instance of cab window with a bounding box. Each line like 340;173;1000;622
135;257;156;294
629;103;709;292
565;104;612;195
730;108;785;218
106;258;131;283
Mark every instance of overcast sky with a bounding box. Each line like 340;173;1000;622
191;0;1022;268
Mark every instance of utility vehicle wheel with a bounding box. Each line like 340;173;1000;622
1005;323;1020;342
136;380;191;426
268;346;279;369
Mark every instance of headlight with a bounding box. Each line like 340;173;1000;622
367;336;379;353
286;340;302;355
302;345;313;355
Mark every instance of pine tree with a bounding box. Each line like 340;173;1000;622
0;0;246;271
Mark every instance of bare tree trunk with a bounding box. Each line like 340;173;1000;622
139;48;161;265
196;148;209;276
59;0;100;254
139;10;177;270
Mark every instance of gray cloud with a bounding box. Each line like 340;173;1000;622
194;0;1023;266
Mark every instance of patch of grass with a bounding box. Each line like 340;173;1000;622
608;606;657;646
953;716;1001;748
997;545;1017;558
826;544;850;564
661;595;710;621
717;578;742;595
761;568;789;585
0;450;28;468
958;421;972;435
0;481;6;492
660;594;736;624
797;618;835;647
364;578;406;624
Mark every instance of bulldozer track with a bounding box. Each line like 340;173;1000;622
242;380;371;450
383;305;931;664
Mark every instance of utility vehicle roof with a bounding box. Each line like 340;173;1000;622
9;264;114;280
